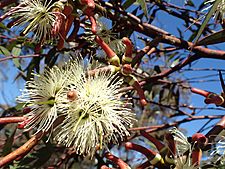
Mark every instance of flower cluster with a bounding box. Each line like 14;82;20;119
17;60;135;156
8;0;65;42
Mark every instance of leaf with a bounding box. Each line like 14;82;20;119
0;46;11;56
193;0;221;45
12;44;22;69
15;103;26;111
122;0;136;10
136;0;148;17
0;22;9;30
154;65;161;73
32;144;53;168
219;70;225;93
170;58;180;68
185;0;195;7
12;44;21;56
2;126;17;156
197;29;225;45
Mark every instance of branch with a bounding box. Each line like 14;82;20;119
0;116;26;124
0;131;43;167
95;3;225;60
129;115;223;132
0;117;64;167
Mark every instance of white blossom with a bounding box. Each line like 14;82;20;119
9;0;64;42
204;0;225;23
17;63;76;132
54;63;135;156
169;127;197;169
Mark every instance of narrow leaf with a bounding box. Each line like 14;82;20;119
197;29;225;45
136;0;148;17
219;70;225;93
194;0;220;44
0;46;11;56
3;126;17;156
12;44;21;56
12;44;22;69
123;0;136;10
0;22;9;30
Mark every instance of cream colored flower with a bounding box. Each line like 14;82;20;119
54;63;135;156
169;127;191;155
204;0;225;23
10;0;64;42
169;127;198;169
17;62;79;132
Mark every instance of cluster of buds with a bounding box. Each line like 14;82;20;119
102;128;208;169
95;35;147;107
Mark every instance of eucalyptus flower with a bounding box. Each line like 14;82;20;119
169;127;192;155
17;64;74;132
54;63;135;156
169;127;197;169
204;0;225;23
9;0;65;42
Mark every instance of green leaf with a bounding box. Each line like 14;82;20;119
193;0;221;45
136;0;148;17
185;0;195;7
170;58;180;68
122;0;136;10
197;29;225;45
2;126;17;156
0;22;9;30
15;103;26;111
0;46;11;56
12;44;22;69
12;44;21;56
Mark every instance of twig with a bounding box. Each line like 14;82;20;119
129;115;223;132
0;116;26;124
0;54;42;62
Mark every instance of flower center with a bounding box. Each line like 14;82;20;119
79;110;89;119
47;96;55;106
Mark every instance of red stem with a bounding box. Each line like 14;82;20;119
89;15;97;34
0;132;43;167
105;153;130;169
192;148;202;166
122;37;133;63
165;133;176;156
131;80;147;106
95;36;116;59
125;142;156;160
0;117;26;124
65;14;75;37
140;130;165;152
191;87;210;97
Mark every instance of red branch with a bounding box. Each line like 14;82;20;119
0;116;26;124
0;131;43;167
